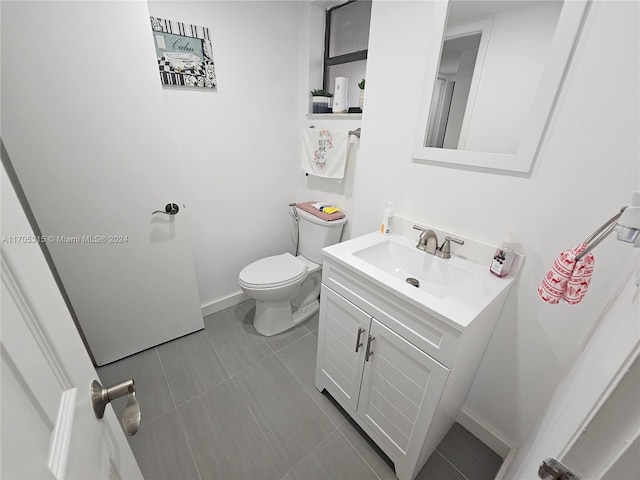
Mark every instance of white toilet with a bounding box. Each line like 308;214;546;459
238;208;346;336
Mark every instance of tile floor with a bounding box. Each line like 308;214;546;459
98;301;503;480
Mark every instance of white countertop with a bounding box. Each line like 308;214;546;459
322;232;517;330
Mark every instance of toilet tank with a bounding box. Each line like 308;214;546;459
297;209;346;264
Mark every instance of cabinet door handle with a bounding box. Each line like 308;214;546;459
355;327;366;352
365;335;375;361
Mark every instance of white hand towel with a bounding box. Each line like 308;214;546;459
301;129;351;179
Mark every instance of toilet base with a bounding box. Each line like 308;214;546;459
253;298;319;337
292;299;319;326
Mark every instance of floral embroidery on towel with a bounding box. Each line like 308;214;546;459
313;130;334;172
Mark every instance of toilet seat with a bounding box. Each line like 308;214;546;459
238;253;307;289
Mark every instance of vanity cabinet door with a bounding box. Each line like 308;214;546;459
316;285;371;412
357;319;449;462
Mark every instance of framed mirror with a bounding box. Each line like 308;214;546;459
412;0;589;174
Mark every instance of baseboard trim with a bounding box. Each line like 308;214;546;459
456;407;517;478
201;291;250;318
456;406;515;461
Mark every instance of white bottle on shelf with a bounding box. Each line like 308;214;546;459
381;202;394;235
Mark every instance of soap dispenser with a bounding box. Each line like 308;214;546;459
490;232;517;278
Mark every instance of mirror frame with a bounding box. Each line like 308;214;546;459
412;0;590;174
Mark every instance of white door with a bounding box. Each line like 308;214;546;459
316;285;370;411
1;165;143;479
560;354;639;478
1;1;204;365
357;318;448;461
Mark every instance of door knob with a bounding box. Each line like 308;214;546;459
152;203;180;215
91;379;141;436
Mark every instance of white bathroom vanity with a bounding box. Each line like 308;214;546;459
315;231;516;480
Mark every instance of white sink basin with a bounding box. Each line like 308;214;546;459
322;232;515;328
352;239;474;298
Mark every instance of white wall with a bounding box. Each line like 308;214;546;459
297;3;363;241
354;0;639;465
147;1;306;312
147;1;362;311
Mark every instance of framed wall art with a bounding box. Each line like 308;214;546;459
150;16;217;89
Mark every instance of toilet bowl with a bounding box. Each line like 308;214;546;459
238;253;321;336
238;207;346;336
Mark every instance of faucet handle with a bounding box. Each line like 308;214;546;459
437;237;465;259
412;225;426;232
444;236;464;246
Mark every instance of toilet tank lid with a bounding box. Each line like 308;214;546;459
297;208;347;226
238;253;307;288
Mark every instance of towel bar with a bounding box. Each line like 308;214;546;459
575;207;626;260
308;125;361;138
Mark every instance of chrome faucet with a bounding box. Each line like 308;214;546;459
413;226;438;254
413;225;464;259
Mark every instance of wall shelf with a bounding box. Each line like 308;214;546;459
306;113;362;120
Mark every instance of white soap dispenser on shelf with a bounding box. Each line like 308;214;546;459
490;232;517;278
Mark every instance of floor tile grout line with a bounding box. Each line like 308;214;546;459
227;374;291;476
227;350;278;380
273;332;347;429
227;348;340;477
264;315;319;353
272;328;315;353
154;347;178;410
173;398;204;480
152;348;204;479
129;403;175;434
282;424;341;479
201;327;232;382
123;348;202;480
170;376;230;409
434;448;471;480
266;330;308;354
336;426;386;480
202;305;278;376
201;315;244;377
203;301;316;378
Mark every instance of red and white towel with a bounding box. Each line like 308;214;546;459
537;243;595;305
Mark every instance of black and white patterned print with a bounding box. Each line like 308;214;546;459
150;16;217;89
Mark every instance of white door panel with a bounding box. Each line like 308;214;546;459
1;166;142;479
1;0;203;365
